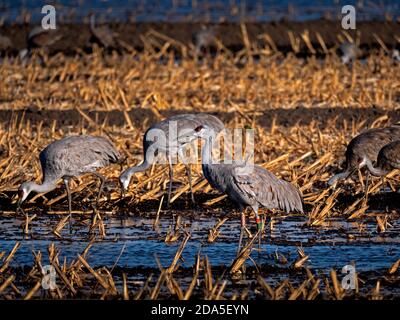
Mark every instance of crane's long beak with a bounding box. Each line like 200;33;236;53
177;131;197;146
119;181;126;199
16;196;25;215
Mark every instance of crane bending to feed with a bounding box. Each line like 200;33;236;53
365;140;400;179
328;125;400;194
17;135;121;221
119;113;224;205
187;125;303;252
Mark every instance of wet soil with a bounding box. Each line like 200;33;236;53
1;210;400;299
1;105;400;132
1;17;400;297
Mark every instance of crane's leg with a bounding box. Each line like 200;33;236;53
16;199;29;234
237;211;246;255
381;176;387;201
364;171;370;203
92;172;106;207
253;205;263;253
186;164;195;204
167;153;174;206
178;148;195;204
63;177;72;231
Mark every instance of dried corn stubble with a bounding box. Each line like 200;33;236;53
230;230;260;274
165;215;182;243
208;217;228;243
388;259;400;275
0;239;398;299
0;36;400;299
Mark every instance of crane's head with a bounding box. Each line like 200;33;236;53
17;181;35;207
193;125;213;139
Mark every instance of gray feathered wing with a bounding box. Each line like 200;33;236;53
232;165;303;213
39;135;120;182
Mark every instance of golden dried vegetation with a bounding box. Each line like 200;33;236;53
0;31;400;299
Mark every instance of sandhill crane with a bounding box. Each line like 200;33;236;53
89;14;117;49
340;42;360;65
17;135;121;222
27;26;62;49
0;34;12;51
193;25;216;57
365;140;400;178
19;26;62;61
119;113;225;205
189;125;303;252
328;125;400;190
392;49;400;62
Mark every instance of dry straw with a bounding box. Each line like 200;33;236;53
0;26;399;299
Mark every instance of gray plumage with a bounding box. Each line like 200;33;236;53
0;34;12;51
392;49;400;62
27;26;62;49
192;125;303;234
18;135;120;216
89;14;117;49
203;162;304;214
39;135;120;182
119;113;225;204
193;26;216;56
340;42;360;65
366;140;400;177
19;26;62;62
147;113;225;152
328;125;400;186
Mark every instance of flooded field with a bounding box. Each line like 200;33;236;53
1;211;400;270
1;6;400;299
1;201;400;299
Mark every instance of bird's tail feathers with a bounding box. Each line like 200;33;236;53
281;180;304;213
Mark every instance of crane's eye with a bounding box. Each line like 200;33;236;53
194;125;204;132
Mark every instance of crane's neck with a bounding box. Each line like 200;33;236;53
90;14;96;30
33;180;57;194
327;169;352;186
365;158;387;177
201;135;215;166
124;159;152;181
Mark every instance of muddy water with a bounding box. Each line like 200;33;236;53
1;212;399;272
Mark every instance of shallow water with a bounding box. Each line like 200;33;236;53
1;213;399;272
